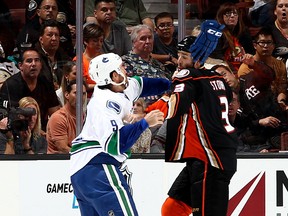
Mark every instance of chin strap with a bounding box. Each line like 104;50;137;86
111;72;127;87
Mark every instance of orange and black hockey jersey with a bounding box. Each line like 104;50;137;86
166;68;238;171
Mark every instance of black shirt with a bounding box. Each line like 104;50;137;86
0;73;59;131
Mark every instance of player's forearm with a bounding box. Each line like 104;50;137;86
140;77;171;97
119;119;149;153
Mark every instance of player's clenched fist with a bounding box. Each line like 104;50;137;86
144;110;164;127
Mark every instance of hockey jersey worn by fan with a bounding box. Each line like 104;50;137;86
166;68;238;171
0;58;20;86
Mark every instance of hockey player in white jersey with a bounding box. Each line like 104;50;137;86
70;53;170;216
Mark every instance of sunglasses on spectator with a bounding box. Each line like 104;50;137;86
157;23;174;30
224;11;238;17
255;41;274;47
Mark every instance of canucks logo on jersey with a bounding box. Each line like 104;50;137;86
106;100;121;114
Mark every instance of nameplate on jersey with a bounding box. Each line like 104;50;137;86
175;69;190;78
107;100;121;114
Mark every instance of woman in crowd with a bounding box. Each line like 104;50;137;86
211;2;254;72
73;23;104;98
0;97;47;154
129;98;152;153
269;0;288;63
56;61;77;106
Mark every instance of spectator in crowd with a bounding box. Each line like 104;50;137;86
269;0;288;63
235;28;288;152
0;32;20;88
211;64;245;150
152;12;178;74
35;19;71;90
129;98;152;153
249;0;274;27
0;48;60;131
122;24;170;106
227;90;247;152
73;23;104;98
87;0;132;56
211;64;240;92
150;120;166;153
47;79;87;154
237;60;286;152
16;0;74;57
211;2;254;72
238;27;287;108
228;91;241;125
25;0;76;38
191;25;201;37
0;97;47;154
56;61;77;106
85;0;154;34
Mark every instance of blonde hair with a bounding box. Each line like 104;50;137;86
134;98;146;112
18;97;42;138
191;25;201;37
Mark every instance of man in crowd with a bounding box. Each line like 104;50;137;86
85;0;154;34
89;0;132;56
16;0;74;57
0;48;60;131
35;19;71;89
47;80;87;154
152;12;178;74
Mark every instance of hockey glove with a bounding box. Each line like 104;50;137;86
189;20;225;64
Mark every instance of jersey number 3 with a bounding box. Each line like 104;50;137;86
219;96;234;133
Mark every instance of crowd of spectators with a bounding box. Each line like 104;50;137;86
0;0;288;154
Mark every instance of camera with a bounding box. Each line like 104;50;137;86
0;99;36;133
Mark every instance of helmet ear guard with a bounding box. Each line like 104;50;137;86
89;53;123;86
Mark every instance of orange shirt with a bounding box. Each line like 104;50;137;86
73;54;96;98
73;54;96;85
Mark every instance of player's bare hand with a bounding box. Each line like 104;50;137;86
241;54;254;66
259;116;281;128
194;60;201;69
123;113;145;124
144;110;164;127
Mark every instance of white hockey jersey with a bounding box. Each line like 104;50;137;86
70;76;143;175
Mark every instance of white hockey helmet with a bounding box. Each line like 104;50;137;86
89;53;123;86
